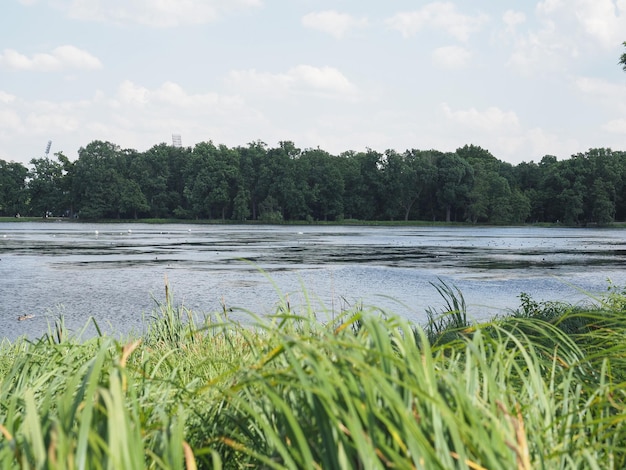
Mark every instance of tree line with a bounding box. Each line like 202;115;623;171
1;140;625;225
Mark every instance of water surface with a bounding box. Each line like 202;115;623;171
2;222;625;342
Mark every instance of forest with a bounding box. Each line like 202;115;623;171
0;139;625;225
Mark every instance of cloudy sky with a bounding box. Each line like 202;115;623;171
1;0;626;166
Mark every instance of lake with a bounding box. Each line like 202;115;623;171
2;222;626;342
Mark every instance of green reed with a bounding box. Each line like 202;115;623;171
0;285;626;468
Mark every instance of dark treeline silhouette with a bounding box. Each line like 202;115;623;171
1;140;625;225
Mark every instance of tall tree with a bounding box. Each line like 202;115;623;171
72;140;148;219
72;140;119;218
0;160;28;216
620;41;626;72
238;141;267;220
28;157;65;217
383;149;437;221
351;149;385;220
132;144;171;218
256;141;306;221
436;152;473;222
183;142;241;220
535;155;567;223
300;148;344;221
459;145;527;224
55;152;75;217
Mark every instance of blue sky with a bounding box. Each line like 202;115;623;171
1;0;625;166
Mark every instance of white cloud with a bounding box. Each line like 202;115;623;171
386;2;489;41
290;65;356;94
532;0;626;51
575;76;626;113
574;0;626;48
25;112;80;134
117;81;150;106
53;45;102;69
0;80;264;162
0;109;22;133
526;127;580;159
575;76;624;96
437;105;583;162
114;80;244;110
441;103;520;132
502;10;526;32
506;20;578;75
536;0;566;15
0;45;102;71
432;45;472;69
604;119;626;133
153;81;242;108
228;65;358;99
504;1;625;76
61;0;262;27
0;91;17;104
301;10;368;39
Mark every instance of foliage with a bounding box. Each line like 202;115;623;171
423;279;470;345
0;160;28;217
2;139;626;224
2;283;626;468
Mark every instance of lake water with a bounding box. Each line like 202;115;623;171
2;222;626;342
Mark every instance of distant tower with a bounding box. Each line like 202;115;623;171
172;134;182;148
45;140;52;157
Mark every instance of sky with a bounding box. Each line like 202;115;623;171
1;0;626;167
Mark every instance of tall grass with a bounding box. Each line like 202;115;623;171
423;279;470;346
1;285;626;468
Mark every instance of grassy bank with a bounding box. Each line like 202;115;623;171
0;216;462;226
0;216;561;227
1;285;626;469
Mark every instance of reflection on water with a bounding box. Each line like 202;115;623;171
2;222;626;342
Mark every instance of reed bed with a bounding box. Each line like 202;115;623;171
1;284;626;469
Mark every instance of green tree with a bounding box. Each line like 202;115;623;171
467;162;527;224
166;145;193;218
118;177;149;219
347;149;385;220
536;156;568;223
300;148;344;221
558;186;584;225
232;187;251;221
487;175;514;224
591;178;615;224
436;152;473;222
562;148;623;224
184;166;212;219
183;142;241;220
335;151;362;220
513;161;544;222
509;188;531;224
458;144;527;224
238;141;268;220
72;140;118;218
132;144;171;218
209;144;240;220
72;141;148;219
255;141;307;221
0;159;28;216
28;157;65;217
620;41;626;72
56;152;75;217
382;149;437;221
